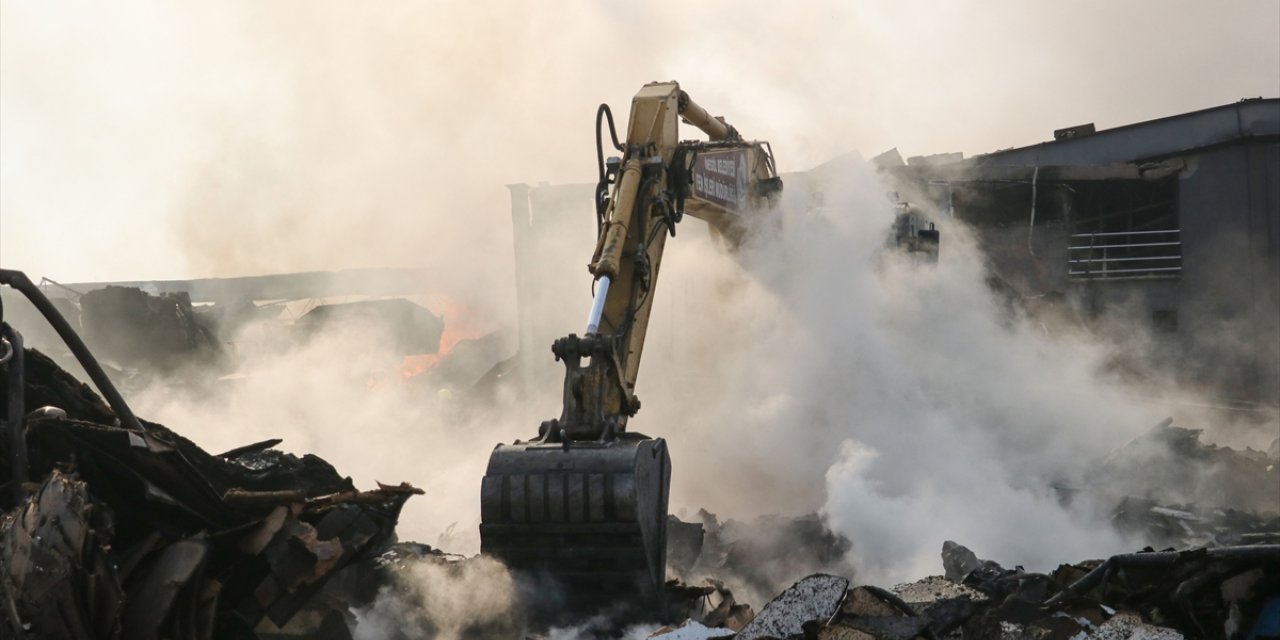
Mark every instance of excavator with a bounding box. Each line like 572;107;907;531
480;81;782;608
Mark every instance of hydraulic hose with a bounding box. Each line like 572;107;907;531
595;104;624;236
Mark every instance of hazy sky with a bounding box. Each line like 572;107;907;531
2;0;1277;287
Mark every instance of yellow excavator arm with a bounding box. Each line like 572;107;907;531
573;81;781;440
481;81;782;613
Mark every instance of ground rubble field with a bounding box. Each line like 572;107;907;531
627;537;1279;640
2;346;1279;639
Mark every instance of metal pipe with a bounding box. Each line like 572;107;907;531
678;90;737;141
2;325;28;505
1070;229;1180;238
1070;267;1183;276
0;269;144;432
1046;545;1280;609
1068;241;1182;250
591;159;642;280
1045;551;1181;607
586;276;611;335
1206;543;1280;560
1028;165;1039;255
1068;256;1182;264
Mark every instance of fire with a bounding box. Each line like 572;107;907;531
399;297;488;380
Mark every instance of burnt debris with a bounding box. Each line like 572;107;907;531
650;540;1278;640
0;346;422;639
79;286;224;374
0;268;422;639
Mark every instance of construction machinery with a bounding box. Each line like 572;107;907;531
480;82;782;608
889;194;941;263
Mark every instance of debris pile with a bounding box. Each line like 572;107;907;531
1085;418;1280;515
294;298;444;357
79;285;224;372
669;510;856;608
648;540;1279;639
0;347;421;639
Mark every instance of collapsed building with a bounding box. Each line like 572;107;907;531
0;268;513;396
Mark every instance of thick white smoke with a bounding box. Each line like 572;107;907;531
352;555;520;640
643;161;1157;585
126;309;517;551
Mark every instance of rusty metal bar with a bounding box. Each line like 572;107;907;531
0;268;144;432
2;324;28;505
1068;241;1181;250
1068;256;1181;264
1070;229;1180;238
1069;266;1183;276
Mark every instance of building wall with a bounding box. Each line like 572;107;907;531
1057;141;1280;405
921;133;1279;407
1174;142;1280;405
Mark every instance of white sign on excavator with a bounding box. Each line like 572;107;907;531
693;148;749;210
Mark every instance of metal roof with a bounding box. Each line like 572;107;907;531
974;98;1280;167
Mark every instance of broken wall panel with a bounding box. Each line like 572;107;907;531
80;286;224;372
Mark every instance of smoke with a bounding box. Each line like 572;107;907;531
127;308;514;550
350;553;661;639
641;162;1159;585
352;555;521;640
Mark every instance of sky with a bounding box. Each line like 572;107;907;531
1;0;1277;292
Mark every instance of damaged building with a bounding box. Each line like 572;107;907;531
882;98;1280;415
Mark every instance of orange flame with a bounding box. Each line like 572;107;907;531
399;297;487;380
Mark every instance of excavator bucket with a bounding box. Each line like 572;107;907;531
480;434;671;608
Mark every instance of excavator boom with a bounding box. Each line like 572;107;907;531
481;82;781;613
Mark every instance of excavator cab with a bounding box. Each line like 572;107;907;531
481;82;780;612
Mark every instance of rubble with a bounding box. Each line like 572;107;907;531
672;510;856;607
639;536;1278;640
648;621;737;639
736;574;849;640
79;285;224;373
1085;419;1280;514
1108;496;1280;549
294;298;444;356
0;345;421;638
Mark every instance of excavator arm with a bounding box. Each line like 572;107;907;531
481;82;781;613
561;82;781;441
